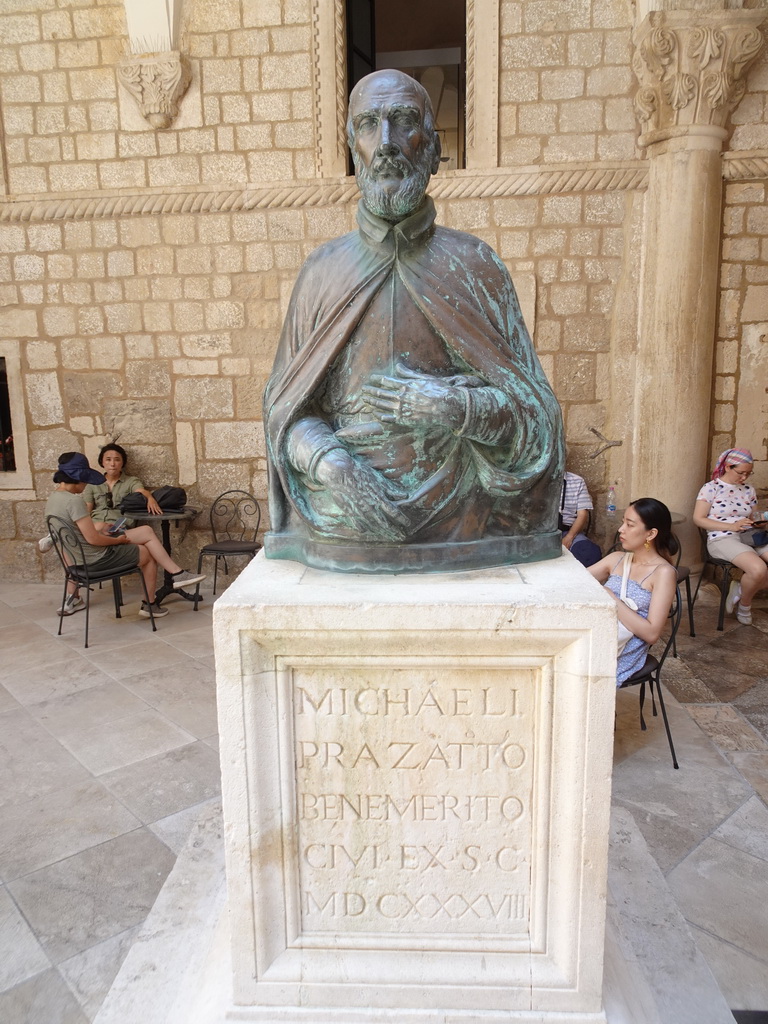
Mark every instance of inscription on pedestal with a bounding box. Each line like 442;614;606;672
292;667;536;939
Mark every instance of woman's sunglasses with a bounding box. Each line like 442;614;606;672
105;492;113;508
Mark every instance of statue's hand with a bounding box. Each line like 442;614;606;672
314;449;410;541
361;361;466;431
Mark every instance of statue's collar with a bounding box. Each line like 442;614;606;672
356;196;436;248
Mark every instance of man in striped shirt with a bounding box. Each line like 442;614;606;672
560;471;601;567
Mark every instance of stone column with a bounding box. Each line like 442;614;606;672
630;9;765;560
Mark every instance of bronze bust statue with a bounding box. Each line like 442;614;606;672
264;70;564;573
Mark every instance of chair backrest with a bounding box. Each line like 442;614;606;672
671;532;682;568
47;514;86;575
654;584;682;675
209;490;261;543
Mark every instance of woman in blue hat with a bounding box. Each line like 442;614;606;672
44;452;206;618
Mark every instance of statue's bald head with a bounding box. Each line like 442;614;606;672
347;70;441;221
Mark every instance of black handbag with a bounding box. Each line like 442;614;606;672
151;485;187;509
119;486;187;514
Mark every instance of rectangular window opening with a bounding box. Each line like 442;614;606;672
346;0;466;172
0;357;15;472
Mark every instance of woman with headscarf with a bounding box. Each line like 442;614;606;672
693;448;768;625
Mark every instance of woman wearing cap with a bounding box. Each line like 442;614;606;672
83;442;162;531
693;448;768;625
45;452;206;618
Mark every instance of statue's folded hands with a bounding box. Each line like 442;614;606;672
313;448;411;541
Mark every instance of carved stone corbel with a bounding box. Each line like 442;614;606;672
117;51;191;130
632;9;766;148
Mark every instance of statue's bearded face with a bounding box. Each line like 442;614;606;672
348;74;441;222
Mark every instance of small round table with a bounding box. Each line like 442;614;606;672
129;507;200;606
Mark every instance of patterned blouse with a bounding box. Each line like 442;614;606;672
696;478;756;540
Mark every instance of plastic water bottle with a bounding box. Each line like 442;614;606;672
606;485;616;519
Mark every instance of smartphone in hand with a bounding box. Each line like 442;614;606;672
106;517;127;536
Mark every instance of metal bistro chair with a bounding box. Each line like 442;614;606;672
671;532;695;652
47;515;156;649
193;490;261;610
619;585;682;769
690;528;737;632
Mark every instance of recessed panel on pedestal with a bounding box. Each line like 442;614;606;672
281;661;545;951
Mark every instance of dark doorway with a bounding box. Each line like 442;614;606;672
346;0;466;170
0;357;15;472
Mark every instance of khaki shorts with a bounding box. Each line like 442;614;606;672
707;532;768;563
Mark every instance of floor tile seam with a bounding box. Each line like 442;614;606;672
698;831;768;871
0;791;147;884
706;828;768;867
689;921;768;971
659;793;763;876
690;713;768;759
53;961;95;1021
58;712;199;778
0;770;143;830
4;675;115;711
55;923;141;1018
4;821;156;894
106;701;203;749
80;638;204;675
29;690;159;750
0;886;55;985
96;739;215;825
0;964;55;1002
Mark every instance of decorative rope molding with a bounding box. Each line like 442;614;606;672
465;0;476;154
1;154;764;223
334;0;347;163
0;164;657;224
722;152;768;180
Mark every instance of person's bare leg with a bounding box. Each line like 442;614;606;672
138;545;157;603
731;549;768;608
125;525;183;575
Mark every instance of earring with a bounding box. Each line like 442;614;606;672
644;540;651;550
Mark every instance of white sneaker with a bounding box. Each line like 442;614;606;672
38;535;54;553
171;569;206;590
725;580;741;615
736;605;752;626
58;594;85;616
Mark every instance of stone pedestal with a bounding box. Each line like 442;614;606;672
214;553;617;1023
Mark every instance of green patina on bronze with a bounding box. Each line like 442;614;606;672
263;70;564;573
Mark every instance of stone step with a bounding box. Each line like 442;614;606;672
93;799;227;1024
605;804;735;1024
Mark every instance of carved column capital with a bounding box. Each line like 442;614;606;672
632;9;766;149
117;51;191;130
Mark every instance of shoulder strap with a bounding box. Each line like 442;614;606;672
619;552;633;601
638;564;659;585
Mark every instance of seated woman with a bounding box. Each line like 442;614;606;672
45;452;206;618
83;442;162;531
588;498;678;685
693;447;768;626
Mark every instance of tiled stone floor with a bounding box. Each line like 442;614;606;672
0;577;219;1024
0;574;766;1022
612;583;768;1016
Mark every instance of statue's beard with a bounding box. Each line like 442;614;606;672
355;152;432;222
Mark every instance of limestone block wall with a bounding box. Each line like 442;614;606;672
0;0;766;581
499;0;638;167
714;178;768;494
0;0;316;196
